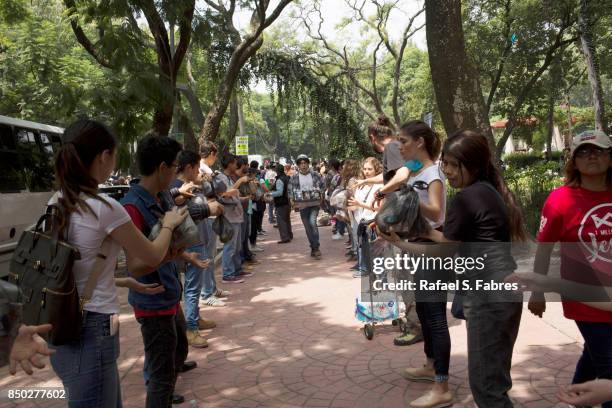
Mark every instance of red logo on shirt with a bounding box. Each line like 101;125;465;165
579;203;612;263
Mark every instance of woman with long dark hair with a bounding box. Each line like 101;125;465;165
50;119;186;407
382;129;525;407
529;130;612;407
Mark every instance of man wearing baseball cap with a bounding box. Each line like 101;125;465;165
288;154;325;259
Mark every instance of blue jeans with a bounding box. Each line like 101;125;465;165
573;321;612;408
336;220;347;235
222;222;243;279
240;212;253;261
268;202;276;222
299;206;320;250
183;243;206;330
200;218;218;299
51;311;122;408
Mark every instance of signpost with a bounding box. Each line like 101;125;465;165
235;135;249;155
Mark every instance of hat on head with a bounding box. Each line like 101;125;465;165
571;130;611;156
296;154;310;164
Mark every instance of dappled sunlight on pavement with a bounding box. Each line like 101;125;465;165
1;212;583;407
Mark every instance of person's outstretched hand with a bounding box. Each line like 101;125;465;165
9;324;55;375
557;379;612;406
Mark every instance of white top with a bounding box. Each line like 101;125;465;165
298;173;314;190
264;169;277;181
199;161;213;175
353;183;383;222
406;164;446;229
66;194;131;314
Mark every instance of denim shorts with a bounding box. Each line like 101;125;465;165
50;311;122;408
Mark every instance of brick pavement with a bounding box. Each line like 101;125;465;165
1;212;586;408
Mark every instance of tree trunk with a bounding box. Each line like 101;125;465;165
152;84;175;136
179;111;198;152
227;93;239;145
425;0;494;151
578;0;607;132
545;91;555;159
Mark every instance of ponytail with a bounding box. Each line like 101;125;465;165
397;120;442;160
54;120;117;233
484;161;527;242
368;115;395;140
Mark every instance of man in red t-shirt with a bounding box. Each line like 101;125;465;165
530;130;611;403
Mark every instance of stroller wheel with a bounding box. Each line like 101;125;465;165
363;323;374;340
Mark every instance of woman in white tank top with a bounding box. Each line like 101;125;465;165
386;121;453;408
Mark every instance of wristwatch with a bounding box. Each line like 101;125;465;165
375;190;386;200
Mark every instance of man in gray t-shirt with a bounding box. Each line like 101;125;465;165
217;154;246;283
382;139;405;184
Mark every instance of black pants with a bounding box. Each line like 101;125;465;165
463;296;522;408
276;204;293;241
137;308;188;408
415;301;450;377
250;209;265;245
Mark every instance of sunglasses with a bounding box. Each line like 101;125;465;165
575;146;610;158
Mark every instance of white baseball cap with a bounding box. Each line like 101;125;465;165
571;130;611;155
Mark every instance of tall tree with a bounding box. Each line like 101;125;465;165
466;0;579;158
299;0;426;129
63;0;196;135
197;0;293;143
425;0;494;149
578;0;607;132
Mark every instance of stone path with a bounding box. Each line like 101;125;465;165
1;213;585;407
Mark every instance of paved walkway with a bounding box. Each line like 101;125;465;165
1;213;585;408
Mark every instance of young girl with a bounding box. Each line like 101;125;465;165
529;130;612;407
340;158;362;261
382;129;526;408
50;119;186;407
381;121;449;408
347;157;383;277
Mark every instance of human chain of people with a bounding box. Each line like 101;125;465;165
1;1;610;407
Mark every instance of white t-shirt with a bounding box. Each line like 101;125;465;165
66;194;131;314
264;169;277;181
353;183;383;222
298;173;314;190
199;160;213;175
406;164;446;229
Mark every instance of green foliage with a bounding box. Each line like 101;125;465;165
503;152;543;168
0;0;154;170
249;49;371;159
504;160;564;235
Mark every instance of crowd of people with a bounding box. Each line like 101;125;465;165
1;114;611;408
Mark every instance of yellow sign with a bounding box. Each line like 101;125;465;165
235;135;249;155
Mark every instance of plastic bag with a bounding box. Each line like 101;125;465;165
212;215;234;243
149;212;200;250
375;184;430;239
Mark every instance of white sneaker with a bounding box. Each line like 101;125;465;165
250;244;264;252
214;289;231;298
201;296;226;307
332;233;343;240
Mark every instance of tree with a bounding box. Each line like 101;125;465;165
197;0;294;144
425;0;495;149
466;0;580;158
63;0;196;135
298;0;427;129
577;0;607;132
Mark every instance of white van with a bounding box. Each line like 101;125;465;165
0;115;64;278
